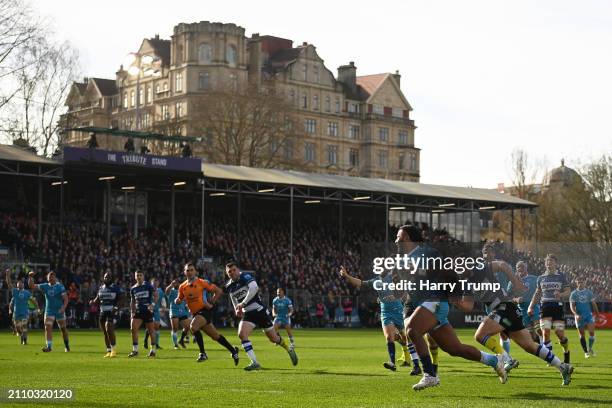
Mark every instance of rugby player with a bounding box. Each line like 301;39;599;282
144;278;165;350
176;262;239;364
272;288;296;349
128;270;158;358
166;279;191;349
6;269;32;345
225;262;298;371
340;266;421;374
569;278;598;358
510;261;542;343
28;271;70;352
397;226;505;391
90;271;123;357
528;254;571;363
474;244;574;386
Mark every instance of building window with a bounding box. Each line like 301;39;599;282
155;84;160;94
335;97;340;113
399;152;405;170
161;105;169;120
410;152;417;171
142;113;151;129
349;148;359;167
393;107;403;118
378;150;389;168
348;125;360;140
123;92;128;108
227;45;237;66
302;64;308;81
314;66;320;83
283;139;293;159
146;87;152;104
304;118;316;134
373;104;384;114
398;130;408;145
175;102;183;118
302;94;308;109
138;87;144;106
327;121;338;137
175;72;183;92
198;72;210;90
327;145;338;165
130;91;135;107
348;102;358;113
313;95;319;110
379;127;389;142
163;82;168;91
229;73;238;90
325;96;331;112
304;142;315;162
289;89;296;105
198;43;212;64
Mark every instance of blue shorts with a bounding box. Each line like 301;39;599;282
520;304;540;328
274;316;291;326
169;312;189;320
576;313;594;328
381;309;404;329
45;309;65;321
153;310;161;323
418;300;449;330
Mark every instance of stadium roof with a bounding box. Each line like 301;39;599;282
0;144;59;166
201;163;537;208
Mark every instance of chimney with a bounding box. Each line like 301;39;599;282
392;70;401;87
154;34;159;40
337;61;357;94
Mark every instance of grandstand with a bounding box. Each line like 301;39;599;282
1;143;609;330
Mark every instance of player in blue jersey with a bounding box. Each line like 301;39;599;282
474;244;574;386
272;288;296;349
340;266;421;375
397;226;505;391
144;278;165;350
28;271;70;352
528;253;571;363
225;262;298;371
90;271;123;357
6;269;32;345
570;278;599;358
128;270;159;358
166;279;191;349
510;261;542;343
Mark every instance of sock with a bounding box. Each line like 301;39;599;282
106;347;111;352
216;335;236;354
479;351;498;369
193;331;206;354
387;342;396;364
155;330;160;347
179;330;187;342
419;353;435;376
63;338;69;349
289;335;295;344
579;336;587;352
111;344;116;351
409;343;420;366
535;344;562;368
144;332;149;346
560;337;569;353
588;336;595;350
480;335;504;355
429;346;438;366
399;343;409;361
502;338;511;355
275;336;289;351
46;340;52;349
171;332;178;346
132;342;138;352
241;340;257;364
544;340;552;351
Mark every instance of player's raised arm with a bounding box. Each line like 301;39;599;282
165;281;174;296
27;271;39;291
339;265;363;289
494;261;526;293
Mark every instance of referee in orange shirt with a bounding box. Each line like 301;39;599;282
176;262;239;364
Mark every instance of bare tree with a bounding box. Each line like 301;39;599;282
190;80;304;169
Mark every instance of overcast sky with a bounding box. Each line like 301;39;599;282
33;0;612;188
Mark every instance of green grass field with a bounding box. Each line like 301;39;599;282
0;328;610;407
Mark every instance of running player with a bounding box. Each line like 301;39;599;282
528;253;571;363
144;278;165;350
128;270;158;358
510;261;542;343
225;262;298;371
340;266;421;374
27;271;70;352
272;288;296;349
176;262;239;363
570;278;598;358
6;269;32;345
90;271;123;357
166;279;190;349
397;226;505;391
474;243;574;386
